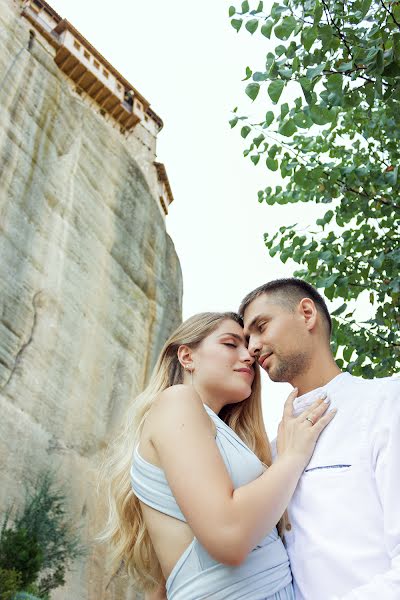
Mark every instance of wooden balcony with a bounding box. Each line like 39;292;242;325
53;45;140;130
22;4;142;131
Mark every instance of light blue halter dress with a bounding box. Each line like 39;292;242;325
131;403;294;600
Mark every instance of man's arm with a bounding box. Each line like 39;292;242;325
335;380;400;599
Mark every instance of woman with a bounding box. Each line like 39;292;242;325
100;312;335;599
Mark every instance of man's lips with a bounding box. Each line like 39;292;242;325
258;352;273;369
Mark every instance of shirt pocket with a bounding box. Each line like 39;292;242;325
304;463;352;474
296;462;363;520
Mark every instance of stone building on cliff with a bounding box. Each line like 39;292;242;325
0;0;182;598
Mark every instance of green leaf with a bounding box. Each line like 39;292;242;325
360;0;372;18
325;73;343;95
293;56;300;72
241;125;251;138
274;15;296;40
243;66;253;80
268;79;285;103
301;26;318;52
253;71;268;81
280;102;289;119
245;19;259;34
229;116;239;128
231;18;243;32
314;1;323;25
331;303;347;316
271;3;287;21
338;60;353;72
278;119;296;136
306;62;326;80
310;105;334;125
293;110;313;128
241;1;250;13
266;156;279;170
229;6;236;17
343;346;353;362
261;20;274;38
323;273;339;288
253;133;265;147
264;110;274;127
251;154;260;165
393;33;400;61
245;82;260;101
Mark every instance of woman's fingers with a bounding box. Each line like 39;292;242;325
303;397;331;425
282;387;299;418
312;407;337;434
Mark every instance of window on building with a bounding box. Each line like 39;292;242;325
103;69;109;78
84;50;90;60
117;84;122;92
33;0;42;9
136;101;143;111
93;60;100;69
73;40;81;51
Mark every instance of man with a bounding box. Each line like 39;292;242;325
240;277;400;599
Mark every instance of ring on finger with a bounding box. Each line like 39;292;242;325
306;416;315;426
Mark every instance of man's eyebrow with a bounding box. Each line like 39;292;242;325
218;332;245;343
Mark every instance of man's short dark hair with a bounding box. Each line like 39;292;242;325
239;278;332;337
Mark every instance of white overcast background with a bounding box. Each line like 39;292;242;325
49;0;327;437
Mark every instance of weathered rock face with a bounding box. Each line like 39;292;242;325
0;1;182;598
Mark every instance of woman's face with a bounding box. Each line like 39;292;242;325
190;319;255;407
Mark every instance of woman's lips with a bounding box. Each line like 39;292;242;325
235;368;254;378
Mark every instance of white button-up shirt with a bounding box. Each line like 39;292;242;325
284;372;400;599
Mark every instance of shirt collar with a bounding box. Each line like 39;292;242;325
293;372;351;415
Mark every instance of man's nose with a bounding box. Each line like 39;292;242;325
248;336;262;358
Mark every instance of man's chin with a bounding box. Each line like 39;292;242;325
266;365;286;383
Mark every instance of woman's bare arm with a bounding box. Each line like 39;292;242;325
149;385;335;566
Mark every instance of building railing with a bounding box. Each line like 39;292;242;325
23;6;60;41
122;100;133;113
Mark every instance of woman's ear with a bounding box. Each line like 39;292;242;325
177;344;194;371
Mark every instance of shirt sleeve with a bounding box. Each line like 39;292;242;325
334;379;400;599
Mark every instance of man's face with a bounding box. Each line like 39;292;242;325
243;294;312;384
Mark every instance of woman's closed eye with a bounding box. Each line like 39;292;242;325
223;343;237;348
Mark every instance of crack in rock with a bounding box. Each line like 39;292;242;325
1;290;41;390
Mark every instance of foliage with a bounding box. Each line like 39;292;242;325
0;528;42;588
13;593;44;600
229;0;400;376
0;568;22;600
0;472;85;597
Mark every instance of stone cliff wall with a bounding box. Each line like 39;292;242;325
0;1;182;598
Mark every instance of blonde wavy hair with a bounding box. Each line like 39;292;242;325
99;312;283;592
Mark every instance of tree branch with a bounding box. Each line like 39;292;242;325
379;0;400;29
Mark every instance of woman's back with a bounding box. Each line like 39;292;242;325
131;399;293;600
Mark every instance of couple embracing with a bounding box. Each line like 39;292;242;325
101;278;399;599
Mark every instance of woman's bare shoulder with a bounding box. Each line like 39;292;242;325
148;384;206;425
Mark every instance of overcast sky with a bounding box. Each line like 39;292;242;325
48;0;327;437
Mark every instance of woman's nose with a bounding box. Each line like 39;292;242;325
241;349;255;365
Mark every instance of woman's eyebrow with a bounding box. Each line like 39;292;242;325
218;332;245;343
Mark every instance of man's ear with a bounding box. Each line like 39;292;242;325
177;345;194;370
298;298;317;331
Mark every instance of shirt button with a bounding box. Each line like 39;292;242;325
286;523;292;531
